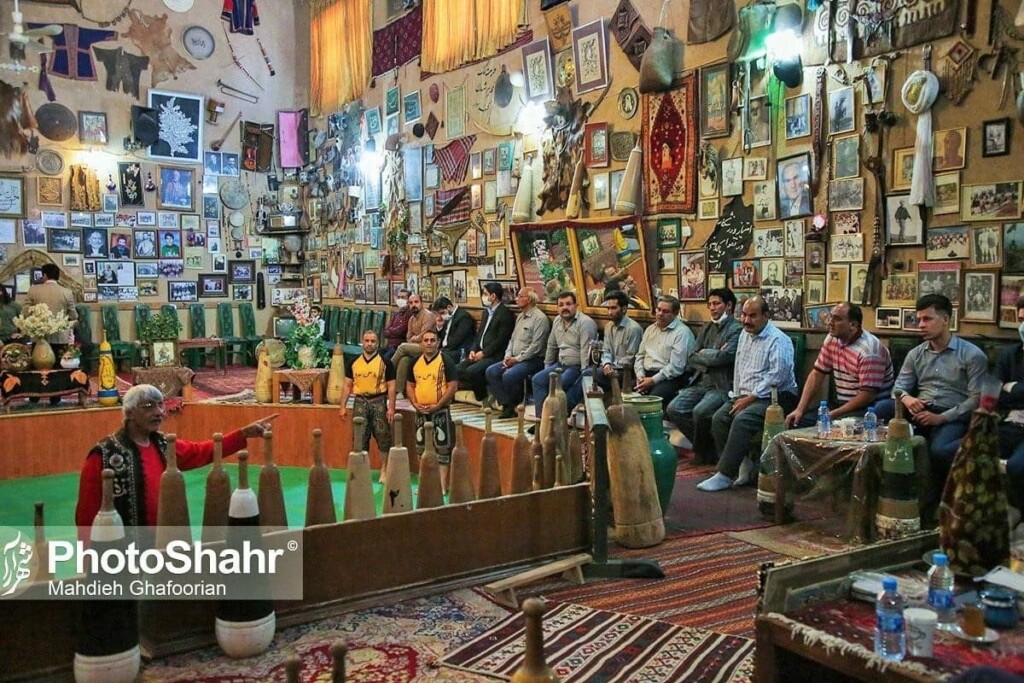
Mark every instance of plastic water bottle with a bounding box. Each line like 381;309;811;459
817;401;831;438
863;407;878;442
875;576;906;661
927;552;956;630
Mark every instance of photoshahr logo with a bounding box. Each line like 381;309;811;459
1;529;33;598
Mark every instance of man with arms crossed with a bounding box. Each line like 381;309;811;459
407;330;459;491
339;330;396;480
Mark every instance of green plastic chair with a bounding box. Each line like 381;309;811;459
133;304;152;340
321;305;338;349
75;304;97;374
100;304;138;369
216;302;250;366
784;331;807;382
186;304;221;370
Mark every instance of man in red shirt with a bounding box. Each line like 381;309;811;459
75;384;278;534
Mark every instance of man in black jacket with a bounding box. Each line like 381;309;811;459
996;296;1024;512
456;282;515;401
432;296;475;363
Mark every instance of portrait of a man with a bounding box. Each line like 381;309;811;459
777;155;812;218
159;167;194;210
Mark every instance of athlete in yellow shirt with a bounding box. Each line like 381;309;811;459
407;329;459;488
340;331;396;476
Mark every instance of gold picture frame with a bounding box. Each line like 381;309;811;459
150;340;178;368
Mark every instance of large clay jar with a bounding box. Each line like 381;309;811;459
325;336;345;405
97;332;119;406
623;394;676;515
31;338;55;371
254;343;273;403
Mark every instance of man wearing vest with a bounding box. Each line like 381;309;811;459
340;329;397;478
408;329;459;490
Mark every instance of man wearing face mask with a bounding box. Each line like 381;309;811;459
431;296;475;363
390;294;437;398
457;283;515;403
382;288;413;360
995;296;1024;515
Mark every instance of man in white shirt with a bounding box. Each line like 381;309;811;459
633;295;695;408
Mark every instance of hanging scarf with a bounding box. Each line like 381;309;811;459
900;70;939;208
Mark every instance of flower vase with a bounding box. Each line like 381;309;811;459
624;394;676;515
31;339;56;370
296;345;316;369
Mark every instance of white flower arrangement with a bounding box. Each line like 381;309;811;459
13;304;75;339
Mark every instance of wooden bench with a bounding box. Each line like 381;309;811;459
482;553;592;608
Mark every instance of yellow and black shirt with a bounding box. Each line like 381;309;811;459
347;352;395;396
409;352;455;405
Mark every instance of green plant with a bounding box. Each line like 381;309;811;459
138;311;183;342
284;323;329;369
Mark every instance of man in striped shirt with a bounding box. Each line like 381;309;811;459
785;302;894;427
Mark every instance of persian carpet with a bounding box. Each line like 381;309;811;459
517;534;782;637
443;601;753;682
641;72;698;214
664;465;775;537
727;518;860;560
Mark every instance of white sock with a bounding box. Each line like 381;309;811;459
697;472;733;492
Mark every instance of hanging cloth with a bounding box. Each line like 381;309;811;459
900;70;939;209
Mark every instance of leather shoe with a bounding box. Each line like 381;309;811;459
499;404;516;419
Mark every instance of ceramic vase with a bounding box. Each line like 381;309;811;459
624;394;675;516
31;339;55;370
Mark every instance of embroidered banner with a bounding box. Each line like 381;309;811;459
434;135;476;186
371;5;423;77
641;74;698;215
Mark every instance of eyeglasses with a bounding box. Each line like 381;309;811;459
137;401;166;411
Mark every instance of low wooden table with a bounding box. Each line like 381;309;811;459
0;368;89;412
271;368;329;404
178;338;226;375
131;366;195;400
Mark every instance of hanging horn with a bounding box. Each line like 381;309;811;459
217;80;259;104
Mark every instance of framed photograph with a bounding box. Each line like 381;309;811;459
62;254;81;267
21;219;45;247
806;305;833;330
41;211;67;229
444;84;466;140
36;176;64;207
926;225;969;260
753;182;777;221
1000;275;1024;327
784;219;804;257
933;171;961;215
828;86;855;135
108;231;132;259
849;263;870;301
806;241;826;273
522;37;554;102
137;211;157;227
198;273;227;297
585;122;610;168
917;260;961;305
835;212;862;234
148;339;178;368
659;250;677;274
830;233;864;262
135;261;158;279
365;107;382;136
229;259;256;283
94;213;114;228
700;62;731;139
1005;222;1024;273
963;271;997;322
403;90;421;124
828;177;865;211
970;225;1002;267
232;284;252;301
96;260;135;286
618;87;638;120
168;280;198;302
78;111;108;144
0;175;26;218
158;165;195;211
571;18;609;94
754;227;784;257
743;157;767;181
657;217;682;248
875;307;902;329
961;181;1022;221
833;134;860;179
761;258;784;286
885;194;924;245
891;147;915;191
468;151;482;180
484;180;498;213
745;96;771;148
805;275;825;305
825;264;850;303
677;250;707;301
482;148;497;175
697;198;719;220
732;258;761;288
71;211;93;228
784;93;810;139
882;273;919;307
721;157;743;196
777;153;812;218
148;90;203;163
933;127;967;171
902;308;921;331
591;172;610;210
385;86;400;117
47;228;81;253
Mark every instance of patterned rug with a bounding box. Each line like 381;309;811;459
141;589;506;682
443;602;753;682
518;533;782;638
664;465;775;537
726;518;860;560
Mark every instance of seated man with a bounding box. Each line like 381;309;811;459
666;288;742;463
390;294;437;397
996;296;1024;514
485;288;550;417
633;295;695;408
532;291;598;414
381;289;413;360
785;302;894;427
457;283;515;402
432;296;475;363
698;296;798;492
875;294;987;510
570;290;642;406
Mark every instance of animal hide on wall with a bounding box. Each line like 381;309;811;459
0;81;37;158
121;9;195;87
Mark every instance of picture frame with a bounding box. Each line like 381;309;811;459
754;227;784;258
158;165;196;211
891;147;915;191
444;84;466;140
828;177;865;212
572;18;609;94
36;176;64;207
784;219;804;257
901;308;921;331
483;148;497;175
102;194;118;212
962;270;997;322
743;157;767;181
72;212;94;228
385;86;400;117
150;340;178;368
469;152;482;180
753;182;777;221
522;37;554;102
1005;222;1024;274
970;225;1002;267
134;230;158;259
806;305;833;330
776;153;812;218
232;284;253;301
585;122;610;168
926;225;969;261
78;111;108;144
659;250;677;274
494;247;508;276
0;175;26;218
82;227;106;257
744;96;771;149
805;241;826;274
137;211;157;227
825;264;850;303
168;281;198;302
365;107;382;136
47;228;81;253
917;260;961;306
229;259;256;284
875;307;903;329
148;90;203;163
805;275;825;305
933;171;961;216
885;194;924;245
403;91;421;124
829;233;864;263
41;211;67;229
732;258;761;289
677;250;706;301
618;87;638;120
828;86;856;135
700;62;731;139
21;219;45;247
961;181;1023;221
94;213;115;228
698;198;718;219
849;263;870;302
657;217;682;248
933;127;967;171
882;273;919;308
721;157;743;197
784;93;810;139
591;173;610;210
833;134;860;179
1000;275;1024;327
198;273;228;297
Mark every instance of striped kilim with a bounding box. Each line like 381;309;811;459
521;534;783;637
443;601;753;682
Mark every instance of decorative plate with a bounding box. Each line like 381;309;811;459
36;149;64;176
219;179;249;210
163;0;195;12
610;131;635;161
618;87;639;120
557;50;575;88
181;25;215;60
35;103;77;142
